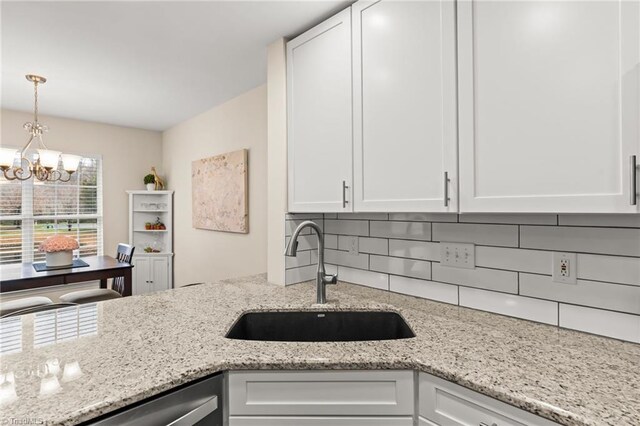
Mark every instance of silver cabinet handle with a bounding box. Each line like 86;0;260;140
342;180;349;208
167;395;218;426
479;423;497;426
631;155;637;206
444;171;450;207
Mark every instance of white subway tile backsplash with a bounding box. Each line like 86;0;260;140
325;249;369;270
339;236;388;255
459;213;557;225
284;212;640;343
286;219;323;236
389;240;440;261
338;213;388;220
286;213;323;220
520;226;640;256
558;214;640;228
390;275;458;305
325;234;338;250
475;247;551;274
389;213;457;222
337;266;389;291
325;219;369;236
370;255;431;280
433;223;518;247
359;237;388;255
520;273;640;315
559;304;640;343
370;221;431;240
432;264;518;293
460;287;558;325
285;250;311;269
285;264;316;285
577;254;640;287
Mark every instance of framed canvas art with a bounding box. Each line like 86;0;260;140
192;149;248;233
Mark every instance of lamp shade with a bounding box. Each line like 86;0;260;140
0;148;17;167
37;149;61;169
61;154;82;172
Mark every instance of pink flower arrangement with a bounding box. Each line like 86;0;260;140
39;235;79;253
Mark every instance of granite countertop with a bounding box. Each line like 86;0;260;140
1;274;639;425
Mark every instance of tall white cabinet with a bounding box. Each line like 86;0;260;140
457;0;640;213
352;0;458;212
127;190;174;295
287;8;353;212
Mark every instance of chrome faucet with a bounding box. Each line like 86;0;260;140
285;220;337;304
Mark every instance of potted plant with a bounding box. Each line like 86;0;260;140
39;235;79;267
144;174;156;191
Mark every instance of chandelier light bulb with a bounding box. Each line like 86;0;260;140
37;149;61;169
0;148;18;168
61;154;82;173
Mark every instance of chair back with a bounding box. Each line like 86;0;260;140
113;244;135;294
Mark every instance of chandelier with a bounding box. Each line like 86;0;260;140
0;75;81;182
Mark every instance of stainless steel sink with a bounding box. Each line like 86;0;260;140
225;311;415;342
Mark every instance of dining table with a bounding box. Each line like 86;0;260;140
0;255;133;296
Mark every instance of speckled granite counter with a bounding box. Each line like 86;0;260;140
1;274;639;425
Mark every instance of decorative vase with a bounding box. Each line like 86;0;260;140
146;183;155;191
46;250;73;267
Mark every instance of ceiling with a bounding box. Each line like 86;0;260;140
1;1;350;131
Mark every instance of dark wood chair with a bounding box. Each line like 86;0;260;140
60;244;135;304
0;296;54;318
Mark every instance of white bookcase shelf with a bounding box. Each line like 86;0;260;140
127;190;174;294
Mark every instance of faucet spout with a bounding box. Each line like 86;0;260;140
284;220;337;304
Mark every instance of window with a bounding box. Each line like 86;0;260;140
0;155;103;265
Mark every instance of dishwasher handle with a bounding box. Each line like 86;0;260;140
167;395;218;426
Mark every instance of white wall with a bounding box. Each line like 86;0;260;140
162;85;268;286
0;108;163;300
267;38;288;286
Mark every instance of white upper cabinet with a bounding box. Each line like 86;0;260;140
287;9;353;212
458;0;640;213
352;0;458;212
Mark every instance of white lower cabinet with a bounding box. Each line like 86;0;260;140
228;370;559;426
229;417;412;426
228;370;414;426
132;255;172;295
419;373;559;426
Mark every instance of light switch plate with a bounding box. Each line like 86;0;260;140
440;242;475;269
553;252;577;284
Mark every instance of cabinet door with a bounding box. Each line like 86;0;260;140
458;0;640;213
229;417;412;426
132;257;149;295
419;373;559;426
352;0;458;212
287;8;353;212
150;257;169;292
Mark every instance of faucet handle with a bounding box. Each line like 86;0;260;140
323;274;338;285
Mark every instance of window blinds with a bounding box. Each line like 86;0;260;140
0;155;103;265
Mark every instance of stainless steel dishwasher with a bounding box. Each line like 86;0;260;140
88;373;224;426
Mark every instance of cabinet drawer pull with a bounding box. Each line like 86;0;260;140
342;180;349;208
444;171;451;207
631;155;637;206
479;423;497;426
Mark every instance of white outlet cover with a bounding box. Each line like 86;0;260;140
552;252;577;284
440;242;475;269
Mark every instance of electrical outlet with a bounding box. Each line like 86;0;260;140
552;252;577;284
348;236;359;256
440;242;475;269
